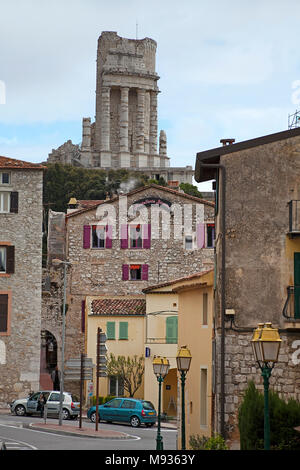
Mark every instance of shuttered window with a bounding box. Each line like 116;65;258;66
106;321;115;340
0;246;14;274
166;316;178;344
119;322;128;340
0;294;8;333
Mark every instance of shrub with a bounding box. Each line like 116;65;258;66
238;381;300;450
189;434;228;450
91;395;116;406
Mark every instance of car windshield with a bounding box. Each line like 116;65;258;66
142;401;155;410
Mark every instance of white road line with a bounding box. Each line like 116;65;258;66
0;434;37;450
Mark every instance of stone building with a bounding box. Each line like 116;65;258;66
43;183;214;396
0;156;44;405
195;128;300;441
48;31;194;185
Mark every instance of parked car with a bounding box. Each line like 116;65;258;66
87;397;157;427
10;391;80;420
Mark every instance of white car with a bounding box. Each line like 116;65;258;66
10;390;80;420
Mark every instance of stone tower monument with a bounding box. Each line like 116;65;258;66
48;31;193;184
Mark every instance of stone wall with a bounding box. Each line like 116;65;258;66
0;169;43;405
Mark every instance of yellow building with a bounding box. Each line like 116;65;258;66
172;270;214;448
85;296;146;400
143;283;179;417
143;270;214;448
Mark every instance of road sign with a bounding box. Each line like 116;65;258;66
64;356;95;381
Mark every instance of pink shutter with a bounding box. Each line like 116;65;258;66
83;225;91;249
105;225;112;249
197;223;205;248
141;264;149;281
122;264;129;280
120;224;128;249
143;224;151;249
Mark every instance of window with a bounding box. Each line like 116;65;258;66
0;172;10;185
106;321;115;340
202;293;208;326
92;225;105;248
206;224;215;248
0;191;18;214
166;316;178;344
122;264;149;281
48;392;60;401
0;192;10;213
0;246;14;274
129;224;142;248
119;322;128;340
185;235;193;250
200;368;208;426
130;264;141;280
108;381;124;398
121;400;135;409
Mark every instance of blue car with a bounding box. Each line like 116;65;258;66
87;397;157;427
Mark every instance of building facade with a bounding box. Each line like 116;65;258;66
43;184;214;396
195;127;300;441
0;156;44;405
48;31;194;185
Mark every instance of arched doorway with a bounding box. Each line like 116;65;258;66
40;330;57;390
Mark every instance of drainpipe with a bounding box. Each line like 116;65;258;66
199;162;226;439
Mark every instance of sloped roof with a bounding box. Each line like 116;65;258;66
0;155;46;170
90;298;146;316
142;269;214;293
66;183;214;219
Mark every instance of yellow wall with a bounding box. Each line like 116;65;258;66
174;270;214;448
144;290;178;415
86;305;145;400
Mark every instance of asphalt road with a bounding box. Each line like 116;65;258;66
0;413;177;451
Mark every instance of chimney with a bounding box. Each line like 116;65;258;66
220;138;235;146
67;197;78;214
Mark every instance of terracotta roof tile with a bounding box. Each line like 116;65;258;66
0;156;46;170
91;298;146;316
142;269;214;293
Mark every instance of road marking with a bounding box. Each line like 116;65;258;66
0;434;37;450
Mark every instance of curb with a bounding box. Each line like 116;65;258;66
26;422;133;439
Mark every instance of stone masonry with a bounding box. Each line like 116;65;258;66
0;157;44;406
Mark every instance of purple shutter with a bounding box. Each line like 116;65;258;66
122;264;129;281
141;264;149;281
197;223;205;248
83;225;91;249
105;225;112;249
81;300;86;333
143;224;151;249
120;224;128;249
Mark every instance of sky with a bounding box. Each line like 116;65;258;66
1;0;300;192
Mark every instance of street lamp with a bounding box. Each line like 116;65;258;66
176;346;192;450
251;322;282;450
52;258;71;426
152;356;170;450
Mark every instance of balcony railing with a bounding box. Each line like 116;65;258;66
288;200;300;236
283;286;300;320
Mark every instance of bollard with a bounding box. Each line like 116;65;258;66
1;441;7;450
44;404;48;424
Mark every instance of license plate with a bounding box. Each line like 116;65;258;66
148;412;154;415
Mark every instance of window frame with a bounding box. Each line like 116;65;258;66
206;223;215;248
129;224;143;249
0;191;11;213
91;224;106;249
0;172;11;186
0;291;11;336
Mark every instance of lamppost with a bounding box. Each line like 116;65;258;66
251;322;282;450
152;356;170;450
52;258;71;426
176;346;192;450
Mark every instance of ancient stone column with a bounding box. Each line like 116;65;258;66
149;90;158;154
120;87;129;152
101;86;111;151
159;130;167;156
136;88;145;152
82;117;91;149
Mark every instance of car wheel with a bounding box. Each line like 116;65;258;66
62;408;70;420
130;416;141;428
90;411;100;423
15;405;26;417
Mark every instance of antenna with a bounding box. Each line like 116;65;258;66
288;110;300;129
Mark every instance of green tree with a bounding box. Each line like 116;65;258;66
107;354;145;397
179;182;203;198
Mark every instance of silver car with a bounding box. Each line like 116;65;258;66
10;391;80;420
